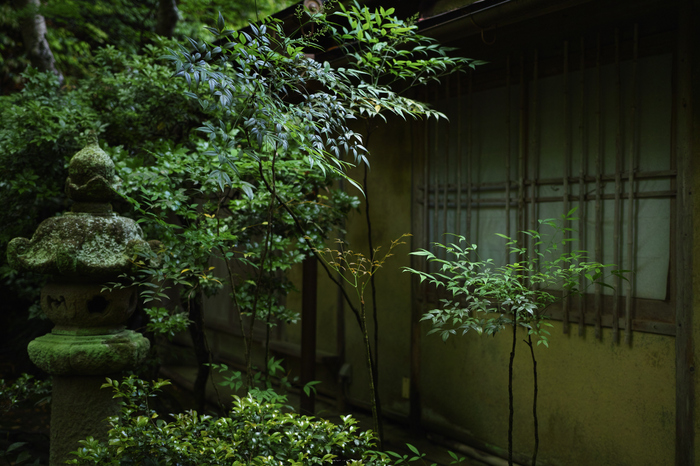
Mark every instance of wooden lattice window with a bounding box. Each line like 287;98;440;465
414;24;676;339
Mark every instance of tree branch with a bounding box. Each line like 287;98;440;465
12;0;63;84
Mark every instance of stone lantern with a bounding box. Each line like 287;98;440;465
7;143;154;465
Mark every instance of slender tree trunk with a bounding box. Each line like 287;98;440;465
12;0;63;84
508;318;517;466
264;296;273;379
362;124;384;444
243;157;277;390
361;304;383;449
156;0;179;38
363;162;385;441
526;334;539;466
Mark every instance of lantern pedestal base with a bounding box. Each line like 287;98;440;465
49;375;120;466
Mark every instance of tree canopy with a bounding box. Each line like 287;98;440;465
0;2;475;460
1;0;294;92
0;0;472;424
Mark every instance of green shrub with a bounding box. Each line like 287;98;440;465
0;374;52;466
68;376;395;466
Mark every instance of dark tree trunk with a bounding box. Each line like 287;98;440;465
12;0;63;84
156;0;179;38
508;319;517;466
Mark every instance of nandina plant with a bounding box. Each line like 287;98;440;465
314;234;411;449
404;209;627;466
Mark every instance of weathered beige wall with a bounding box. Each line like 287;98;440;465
691;0;700;459
421;326;675;465
283;113;680;465
339;118;415;414
284;116;415;409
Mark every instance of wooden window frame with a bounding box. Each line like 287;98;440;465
412;24;677;339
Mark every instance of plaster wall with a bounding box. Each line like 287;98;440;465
194;1;696;463
339;118;415;415
691;3;700;456
284;115;680;465
285;116;415;410
421;325;675;465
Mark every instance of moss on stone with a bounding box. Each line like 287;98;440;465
7;213;148;280
27;330;150;376
65;143;120;203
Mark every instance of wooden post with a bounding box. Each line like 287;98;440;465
563;40;571;333
578;36;588;336
409;103;430;429
300;256;318;415
625;25;639;345
613;29;622;344
675;0;695;463
594;33;603;340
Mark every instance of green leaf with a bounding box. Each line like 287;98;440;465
7;442;28;453
406;443;420;455
16;451;32;463
302;380;322;397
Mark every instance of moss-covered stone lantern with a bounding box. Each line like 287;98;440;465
7;143;154;465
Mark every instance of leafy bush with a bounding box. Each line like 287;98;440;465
0;373;51;414
0;374;52;466
1;0;293;88
405;210;623;345
315;235;411;446
68;376;394;466
0;41;207;325
2;4;473;452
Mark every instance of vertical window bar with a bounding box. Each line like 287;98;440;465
578;37;587;336
518;54;527;255
467;74;474;256
433;86;440;263
563;40;571;334
457;76;463;238
625;25;639;344
505;55;512;261
423;89;430;266
613;29;623;344
594;33;604;340
443;76;450;238
530;51;539;288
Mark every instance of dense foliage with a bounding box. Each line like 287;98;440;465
68;376;394;466
159;0;474;437
0;374;52;464
1;0;294;91
0;41;205;319
1;2;473;461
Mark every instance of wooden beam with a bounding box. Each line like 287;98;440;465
409;108;428;429
675;0;695;463
300;256;318;415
